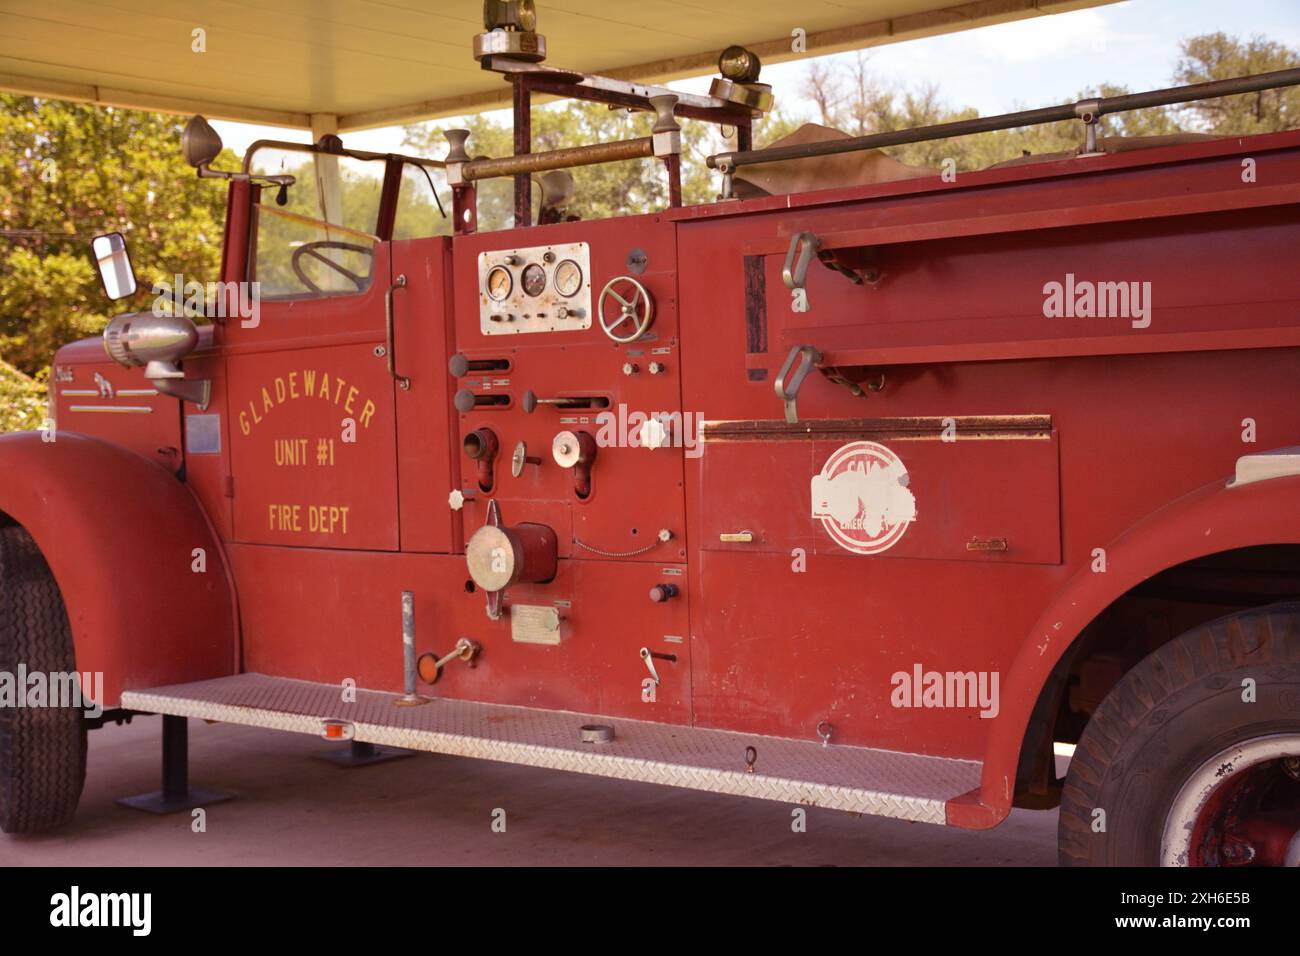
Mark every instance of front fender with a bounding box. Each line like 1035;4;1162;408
0;431;236;707
949;470;1300;828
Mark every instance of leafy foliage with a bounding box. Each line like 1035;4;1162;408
0;360;46;432
0;95;231;376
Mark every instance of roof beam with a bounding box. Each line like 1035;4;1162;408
0;70;310;128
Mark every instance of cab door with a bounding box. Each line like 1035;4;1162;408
225;153;401;552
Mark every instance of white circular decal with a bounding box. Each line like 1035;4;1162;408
811;441;917;555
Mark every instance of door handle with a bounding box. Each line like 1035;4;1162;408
386;274;409;390
719;531;754;543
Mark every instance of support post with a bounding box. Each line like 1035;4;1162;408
117;715;234;815
665;153;682;208
513;76;532;227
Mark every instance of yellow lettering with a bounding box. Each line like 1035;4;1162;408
303;369;317;396
240;411;250;436
334;378;346;405
250;399;262;426
359;400;375;429
303;504;351;536
345;386;358;415
261;387;273;414
274;377;287;403
289;371;299;400
319;373;331;399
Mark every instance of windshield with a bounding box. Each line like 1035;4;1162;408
247;146;386;298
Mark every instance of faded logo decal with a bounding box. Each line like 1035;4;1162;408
811;441;916;554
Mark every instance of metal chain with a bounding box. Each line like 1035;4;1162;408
571;536;663;558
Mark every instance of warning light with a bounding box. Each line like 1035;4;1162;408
321;719;355;741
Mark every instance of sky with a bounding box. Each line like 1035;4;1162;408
212;0;1300;160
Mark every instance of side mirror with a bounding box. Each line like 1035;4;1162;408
181;115;223;169
90;232;137;301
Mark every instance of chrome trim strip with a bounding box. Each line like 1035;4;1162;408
67;405;153;414
1229;446;1300;488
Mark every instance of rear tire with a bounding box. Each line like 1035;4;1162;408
0;525;86;833
1058;603;1300;866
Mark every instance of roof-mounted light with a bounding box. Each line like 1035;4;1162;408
718;45;762;84
475;0;546;62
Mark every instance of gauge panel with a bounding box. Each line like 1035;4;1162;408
477;242;592;336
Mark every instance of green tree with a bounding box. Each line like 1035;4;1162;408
0;95;231;378
0;360;46;431
791;53;1183;171
1174;32;1300;133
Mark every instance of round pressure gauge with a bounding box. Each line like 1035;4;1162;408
521;263;547;297
554;259;583;297
486;265;512;301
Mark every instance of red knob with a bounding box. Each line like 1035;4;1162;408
648;584;679;603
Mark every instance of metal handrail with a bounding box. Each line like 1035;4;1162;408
706;68;1300;175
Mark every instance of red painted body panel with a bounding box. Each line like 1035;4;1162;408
224;246;401;551
22;127;1300;826
231;544;692;722
0;432;235;706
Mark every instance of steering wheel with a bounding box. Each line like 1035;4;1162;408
291;240;372;295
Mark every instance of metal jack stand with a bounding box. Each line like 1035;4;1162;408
117;714;235;814
315;740;413;768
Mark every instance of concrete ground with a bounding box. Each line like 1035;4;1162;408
0;716;1060;866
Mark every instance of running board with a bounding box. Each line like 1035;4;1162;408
121;674;980;825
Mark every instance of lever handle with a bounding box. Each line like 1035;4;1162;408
782;232;821;290
774;345;822;424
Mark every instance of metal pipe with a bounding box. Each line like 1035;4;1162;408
395;591;428;706
464;137;654;182
707;68;1300;170
402;591;416;695
513;76;532;227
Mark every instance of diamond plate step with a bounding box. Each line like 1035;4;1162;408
121;674;980;825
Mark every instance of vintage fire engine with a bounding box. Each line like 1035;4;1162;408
2;1;1299;867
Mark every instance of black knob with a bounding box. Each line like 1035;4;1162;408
454;389;487;414
648;584;679;603
449;353;469;377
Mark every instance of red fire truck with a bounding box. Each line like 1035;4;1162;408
1;3;1298;867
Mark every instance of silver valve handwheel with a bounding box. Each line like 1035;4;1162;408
597;275;654;343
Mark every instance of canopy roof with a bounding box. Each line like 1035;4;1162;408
0;0;1112;131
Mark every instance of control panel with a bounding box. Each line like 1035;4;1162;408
478;241;592;335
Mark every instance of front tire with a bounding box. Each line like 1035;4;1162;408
1058;603;1300;866
0;525;87;833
